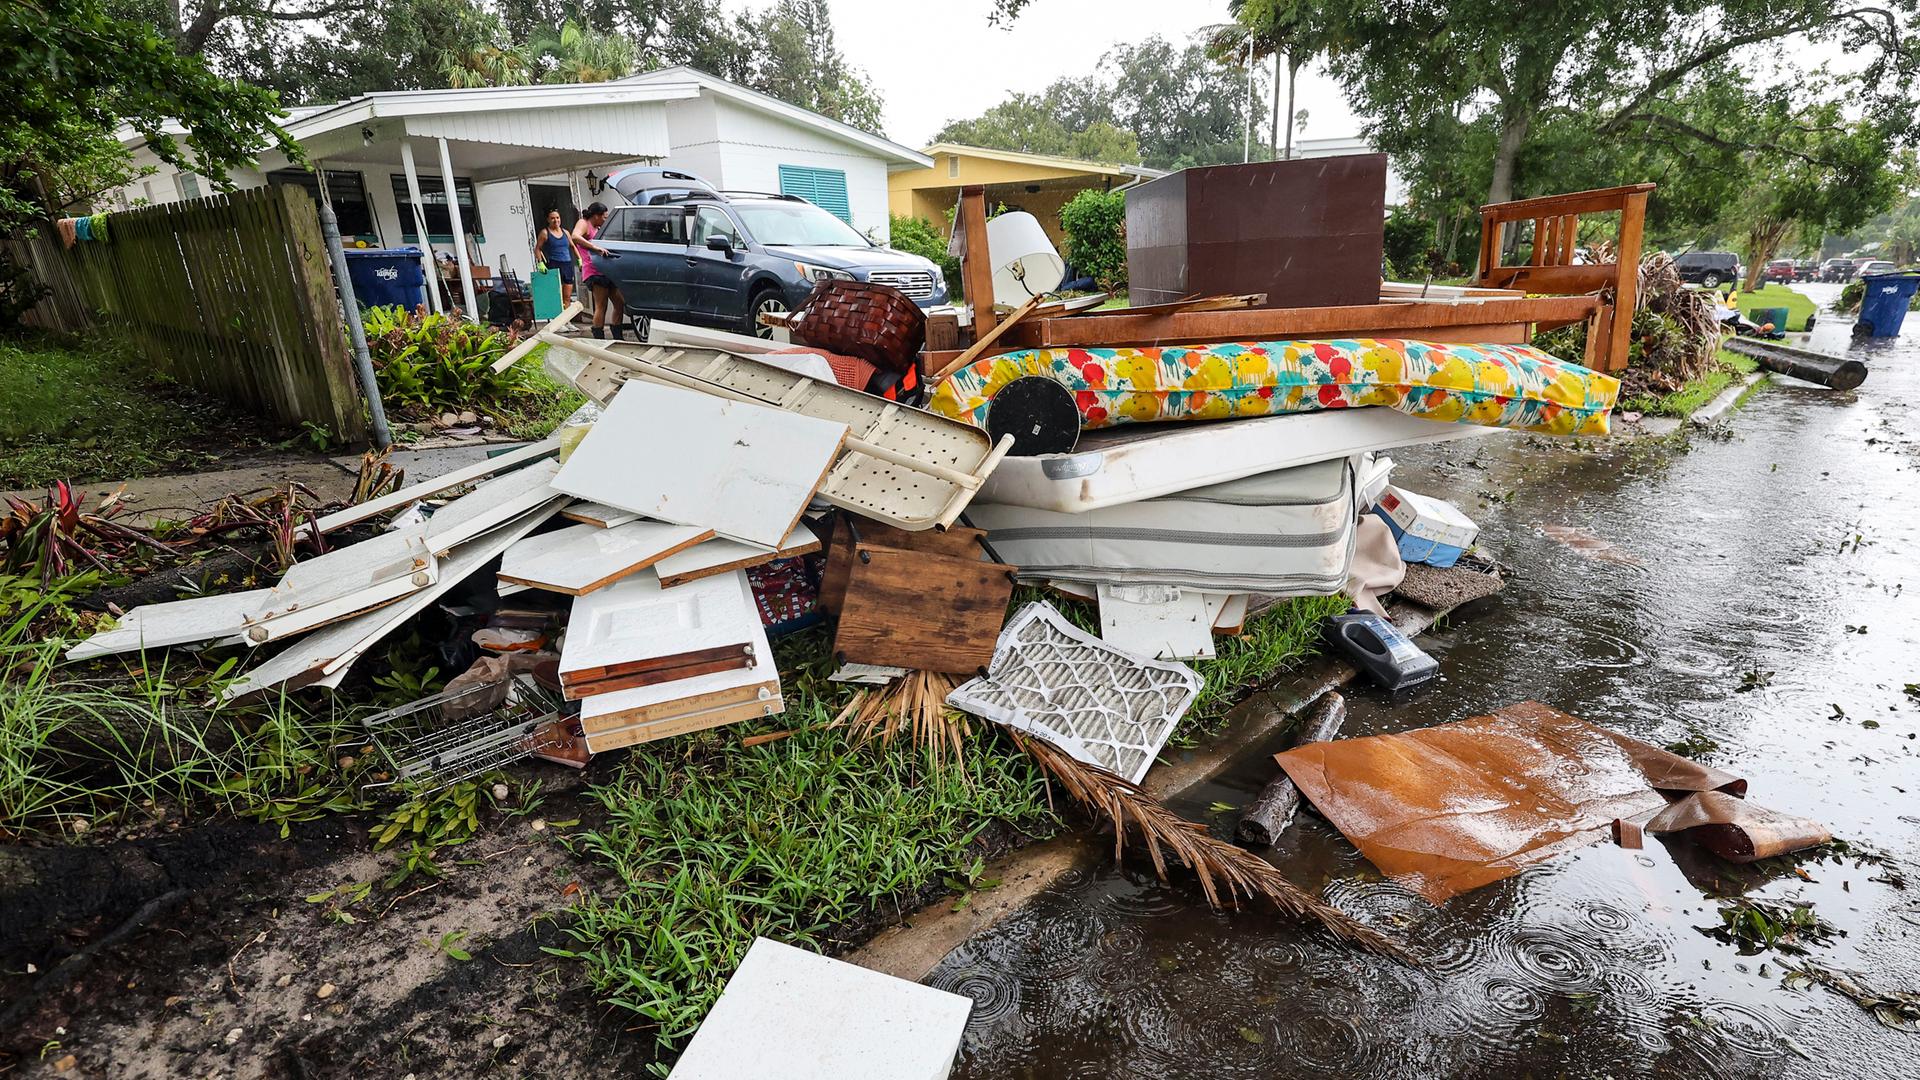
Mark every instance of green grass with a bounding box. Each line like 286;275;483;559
0;331;267;489
1737;284;1817;332
1621;348;1759;418
0;591;361;837
560;725;1052;1048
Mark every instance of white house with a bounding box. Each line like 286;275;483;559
1290;136;1408;206
114;67;932;317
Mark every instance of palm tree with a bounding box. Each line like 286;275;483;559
431;3;529;88
1210;0;1333;160
526;20;636;85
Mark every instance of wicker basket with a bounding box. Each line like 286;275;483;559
787;279;926;372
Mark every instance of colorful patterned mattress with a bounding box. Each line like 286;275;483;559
929;339;1619;437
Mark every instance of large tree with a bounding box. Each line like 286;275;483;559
936;33;1266;170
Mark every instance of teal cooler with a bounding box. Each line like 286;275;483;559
531;267;562;321
1856;272;1920;338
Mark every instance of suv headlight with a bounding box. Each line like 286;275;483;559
794;262;853;282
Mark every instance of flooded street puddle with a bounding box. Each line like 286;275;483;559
932;284;1920;1078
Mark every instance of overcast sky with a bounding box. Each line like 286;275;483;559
787;0;1366;149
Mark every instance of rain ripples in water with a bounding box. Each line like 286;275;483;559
940;288;1920;1079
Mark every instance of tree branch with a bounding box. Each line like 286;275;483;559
1619;112;1852;168
1598;8;1901;134
179;0;370;52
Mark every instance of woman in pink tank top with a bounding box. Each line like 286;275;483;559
571;202;626;339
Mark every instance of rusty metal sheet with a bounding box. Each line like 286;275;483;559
1274;700;1746;903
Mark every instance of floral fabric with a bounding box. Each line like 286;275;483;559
929;339;1619;437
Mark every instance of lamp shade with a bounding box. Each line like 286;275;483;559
985;212;1065;306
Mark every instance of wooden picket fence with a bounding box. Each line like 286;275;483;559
10;185;368;441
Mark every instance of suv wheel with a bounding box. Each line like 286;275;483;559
1701;271;1723;288
747;286;787;338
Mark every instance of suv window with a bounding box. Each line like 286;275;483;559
609;206;688;244
691;206;741;247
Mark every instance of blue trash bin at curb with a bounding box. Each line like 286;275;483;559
1855;272;1920;338
342;247;427;312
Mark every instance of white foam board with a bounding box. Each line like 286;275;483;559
667;938;971;1080
1097;583;1217;660
497;520;711;595
559;570;759;681
550;381;847;547
649;523;820;588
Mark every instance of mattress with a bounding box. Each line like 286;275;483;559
931;338;1621;436
967;457;1357;594
972;407;1493;514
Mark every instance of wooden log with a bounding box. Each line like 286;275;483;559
1722;337;1867;391
1236;691;1348;847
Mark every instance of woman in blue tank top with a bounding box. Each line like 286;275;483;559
536;209;577;305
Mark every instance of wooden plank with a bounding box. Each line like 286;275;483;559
998;296;1600;350
652;524;822;589
1480;183;1657;221
315;438;561;533
551;380;847;548
278;184;367;441
562;643;757;700
958;185;996;340
818;518;986;614
497;519;714;596
831;544;1014;674
1608;190;1650;373
421;459;565;553
1071;293;1265;318
582;691;784;753
1480;264;1618;294
579;678;781;734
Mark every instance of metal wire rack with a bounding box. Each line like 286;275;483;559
356;673;566;793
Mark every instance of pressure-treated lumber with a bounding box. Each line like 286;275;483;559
1236;691;1348;847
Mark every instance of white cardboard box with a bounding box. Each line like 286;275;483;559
668;937;973;1080
1373;485;1478;568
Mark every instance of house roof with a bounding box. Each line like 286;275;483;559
919;143;1166;180
616;66;933;170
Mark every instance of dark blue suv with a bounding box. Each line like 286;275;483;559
599;169;948;337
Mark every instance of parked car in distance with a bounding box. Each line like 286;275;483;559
1672;251;1741;288
1793;259;1820;281
1857;260;1898;277
1762;259;1796;284
1820;257;1855;282
596;168;948;336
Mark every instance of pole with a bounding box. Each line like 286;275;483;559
399;140;443;315
317;195;393;450
1271;51;1281;159
1243;35;1254;164
436;136;479;321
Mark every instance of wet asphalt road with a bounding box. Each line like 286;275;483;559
931;283;1920;1079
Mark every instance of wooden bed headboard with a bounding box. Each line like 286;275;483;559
1475;183;1655;372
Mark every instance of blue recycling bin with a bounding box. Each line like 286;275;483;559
342;247;427;312
1855;272;1920;338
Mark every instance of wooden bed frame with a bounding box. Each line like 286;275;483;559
923;182;1653;376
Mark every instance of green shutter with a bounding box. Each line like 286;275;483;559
777;165;851;223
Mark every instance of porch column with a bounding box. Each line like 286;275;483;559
435;136;479;321
398;140;443;314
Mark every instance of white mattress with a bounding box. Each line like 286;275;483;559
972;408;1500;513
968;457;1357;594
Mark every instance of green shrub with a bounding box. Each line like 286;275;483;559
886;214;961;299
1382;207;1437;280
363;308;529;416
1060;188;1127;295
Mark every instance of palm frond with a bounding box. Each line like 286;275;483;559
1009;730;1418;964
829;670;972;767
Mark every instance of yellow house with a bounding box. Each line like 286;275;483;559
888;143;1164;250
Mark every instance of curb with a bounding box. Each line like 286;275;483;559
1690;371;1767;427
